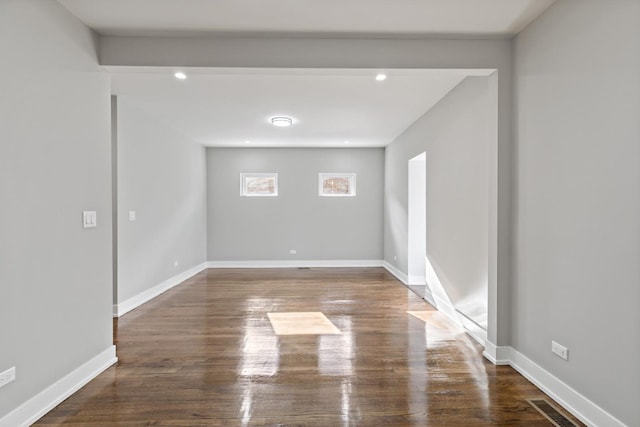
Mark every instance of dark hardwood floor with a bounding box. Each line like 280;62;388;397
36;268;583;426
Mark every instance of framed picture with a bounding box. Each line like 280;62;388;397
318;173;356;197
240;173;278;197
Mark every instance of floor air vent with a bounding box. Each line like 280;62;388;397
527;399;578;427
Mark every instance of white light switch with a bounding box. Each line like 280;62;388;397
129;211;136;221
83;211;97;228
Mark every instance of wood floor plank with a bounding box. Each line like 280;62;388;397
35;268;584;426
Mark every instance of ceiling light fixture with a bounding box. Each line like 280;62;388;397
375;73;387;81
271;116;293;127
174;71;187;80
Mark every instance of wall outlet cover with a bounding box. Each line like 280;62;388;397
0;367;16;388
551;341;568;360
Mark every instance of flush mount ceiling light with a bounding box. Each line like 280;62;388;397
375;73;387;81
174;71;187;80
271;116;293;127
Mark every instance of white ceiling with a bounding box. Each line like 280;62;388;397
110;68;494;147
60;0;553;148
58;0;556;37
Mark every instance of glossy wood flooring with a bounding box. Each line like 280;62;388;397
36;268;584;426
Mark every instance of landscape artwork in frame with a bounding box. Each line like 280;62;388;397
240;173;278;196
319;173;356;197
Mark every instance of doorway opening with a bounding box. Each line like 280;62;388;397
408;152;426;289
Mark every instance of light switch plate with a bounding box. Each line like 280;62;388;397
129;211;136;221
83;211;97;228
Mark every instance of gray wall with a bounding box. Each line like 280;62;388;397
385;76;495;328
0;0;113;418
207;148;384;261
117;99;207;303
513;1;640;424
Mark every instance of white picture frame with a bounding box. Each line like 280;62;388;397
240;173;278;197
318;173;356;197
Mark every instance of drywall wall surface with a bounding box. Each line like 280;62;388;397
111;96;119;304
513;0;640;424
116;99;207;303
100;36;509;71
384;76;493;329
0;0;113;418
207;148;383;261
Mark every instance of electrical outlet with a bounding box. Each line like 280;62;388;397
552;341;568;360
289;249;297;255
393;255;397;261
0;367;15;388
128;211;136;221
173;260;179;268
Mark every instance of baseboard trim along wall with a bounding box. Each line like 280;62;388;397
482;344;625;427
207;260;384;269
383;262;484;345
431;293;463;329
422;287;436;307
0;346;117;427
382;261;408;284
456;311;487;347
482;342;511;365
113;262;208;317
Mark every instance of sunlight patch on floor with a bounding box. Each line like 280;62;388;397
267;312;342;335
407;310;456;331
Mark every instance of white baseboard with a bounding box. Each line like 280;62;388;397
432;293;463;329
482;341;511;365
422;288;437;307
482;344;625;427
207;260;383;269
509;347;626;427
386;262;474;356
0;346;117;427
382;261;408;284
114;262;207;317
456;311;486;347
384;264;443;322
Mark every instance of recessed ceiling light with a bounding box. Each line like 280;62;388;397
174;72;187;80
271;116;293;127
375;73;387;81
